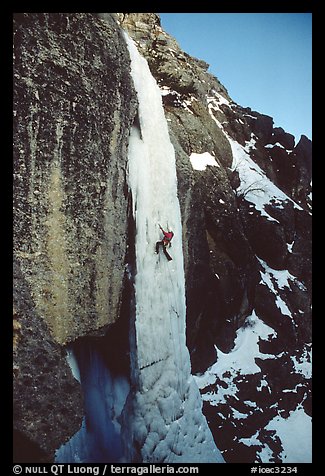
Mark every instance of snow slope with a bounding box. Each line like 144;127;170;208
207;91;303;220
194;311;277;405
265;405;312;463
123;32;224;463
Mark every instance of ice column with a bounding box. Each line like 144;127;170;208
123;32;225;463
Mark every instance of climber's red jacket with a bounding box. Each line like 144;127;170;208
162;230;174;245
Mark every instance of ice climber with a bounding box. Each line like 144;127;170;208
155;224;174;261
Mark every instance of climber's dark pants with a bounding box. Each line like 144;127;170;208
156;241;172;261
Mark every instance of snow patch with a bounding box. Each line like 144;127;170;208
244;133;258;151
190;152;220;171
265;406;312;463
291;346;312;379
239;430;260;447
257;257;307;292
257;257;306;322
243;113;257;120
257;378;271;393
265;142;286;149
160;86;171;96
287;241;294;253
207;89;230;108
194;311;276;404
275;295;292;317
256;443;275;462
232;408;249;420
229;137;303;220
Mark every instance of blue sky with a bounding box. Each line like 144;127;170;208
159;13;312;143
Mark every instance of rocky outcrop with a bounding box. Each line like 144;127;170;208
13;261;83;462
13;12;137;459
13;13;137;344
115;13;230;102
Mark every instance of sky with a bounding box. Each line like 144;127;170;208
159;13;312;143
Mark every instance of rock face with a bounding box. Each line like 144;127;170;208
13;12;137;460
13;262;83;462
13;13;137;344
13;12;311;463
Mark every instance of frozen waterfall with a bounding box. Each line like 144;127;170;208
123;32;225;464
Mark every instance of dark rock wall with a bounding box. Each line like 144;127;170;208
13;261;83;461
13;13;137;459
13;13;137;344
